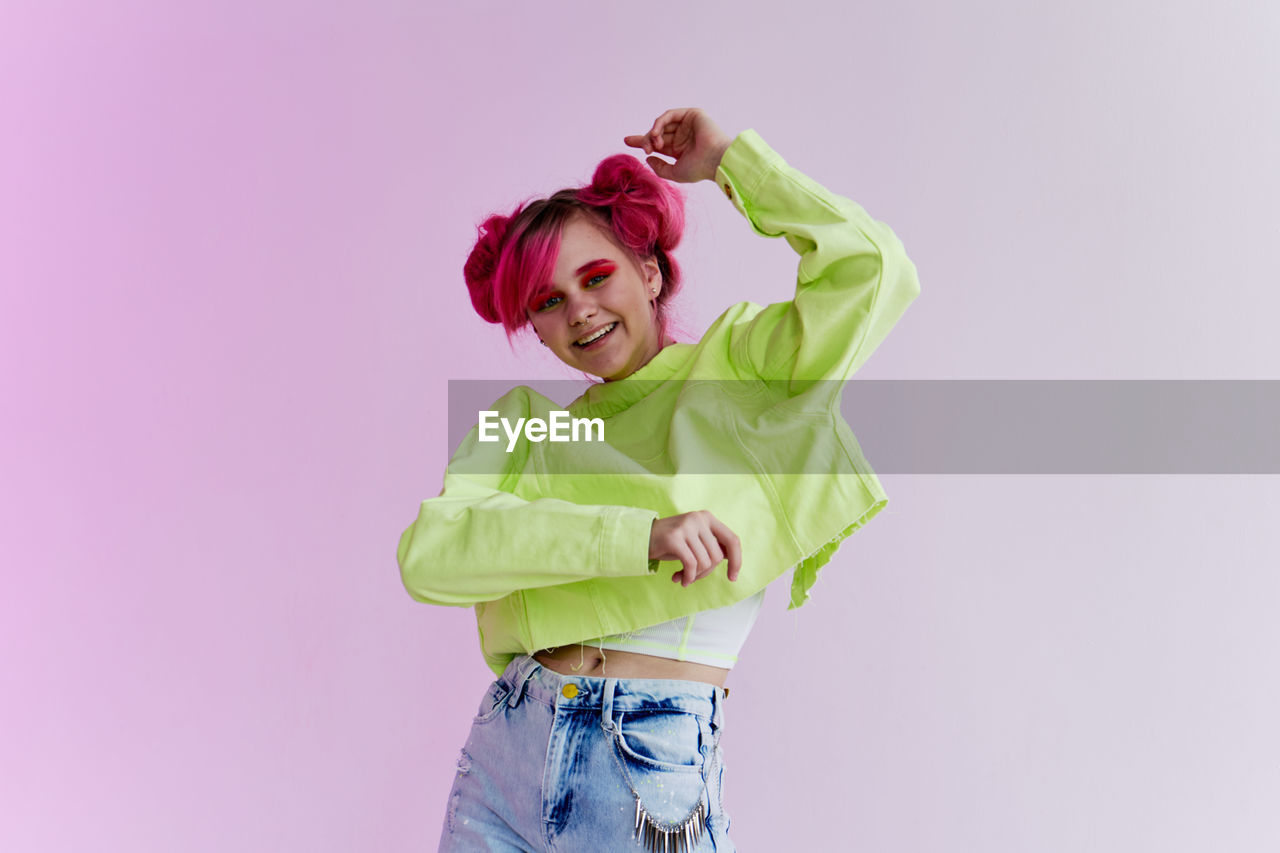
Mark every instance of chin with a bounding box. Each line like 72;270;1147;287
595;363;627;382
602;356;639;381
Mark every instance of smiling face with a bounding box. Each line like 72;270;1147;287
526;212;666;382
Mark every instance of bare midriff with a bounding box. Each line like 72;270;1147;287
533;644;729;688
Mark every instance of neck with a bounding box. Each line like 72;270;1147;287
601;335;677;383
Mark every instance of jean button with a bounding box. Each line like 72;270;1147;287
561;683;579;699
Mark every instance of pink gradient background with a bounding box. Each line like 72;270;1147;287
4;1;1279;850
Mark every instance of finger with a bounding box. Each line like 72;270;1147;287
659;126;686;157
648;113;670;150
674;120;695;154
645;155;674;180
623;134;652;153
671;543;697;585
711;518;743;581
649;108;689;151
698;529;725;579
684;535;713;586
654;120;682;151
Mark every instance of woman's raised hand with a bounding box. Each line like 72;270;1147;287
623;108;734;184
649;511;743;587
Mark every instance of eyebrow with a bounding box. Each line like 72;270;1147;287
537;259;616;299
574;258;614;276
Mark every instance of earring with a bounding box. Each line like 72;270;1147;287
539;339;547;346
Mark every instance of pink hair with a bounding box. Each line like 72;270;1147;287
463;152;686;343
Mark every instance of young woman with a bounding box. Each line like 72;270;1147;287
398;107;920;852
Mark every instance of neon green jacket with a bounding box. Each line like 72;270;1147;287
398;129;921;676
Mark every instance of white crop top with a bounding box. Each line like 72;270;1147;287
583;588;767;668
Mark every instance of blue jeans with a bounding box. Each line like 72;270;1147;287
440;654;735;852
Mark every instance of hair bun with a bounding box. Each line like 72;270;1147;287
463;211;516;324
578;154;684;258
581;154;653;206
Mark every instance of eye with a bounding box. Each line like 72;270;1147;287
536;294;563;312
585;272;609;287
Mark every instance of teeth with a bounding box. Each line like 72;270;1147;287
575;323;616;346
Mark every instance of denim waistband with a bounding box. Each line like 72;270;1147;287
498;653;725;728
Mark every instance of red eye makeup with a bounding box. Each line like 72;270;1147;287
579;261;616;284
530;259;619;312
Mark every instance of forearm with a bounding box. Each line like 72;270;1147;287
717;129;920;382
397;478;659;607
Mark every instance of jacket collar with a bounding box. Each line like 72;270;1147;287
567;342;691;419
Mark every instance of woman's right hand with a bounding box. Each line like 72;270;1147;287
649;511;742;587
623;107;734;184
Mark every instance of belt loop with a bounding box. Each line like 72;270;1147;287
712;685;725;733
599;677;617;733
507;654;540;709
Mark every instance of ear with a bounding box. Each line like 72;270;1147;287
643;256;662;299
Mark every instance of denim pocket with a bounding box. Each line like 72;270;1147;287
614;710;705;773
472;679;511;725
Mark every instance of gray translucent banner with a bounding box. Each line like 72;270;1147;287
447;380;1280;474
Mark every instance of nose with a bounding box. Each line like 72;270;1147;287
566;291;597;328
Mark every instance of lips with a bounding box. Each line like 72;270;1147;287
573;322;618;347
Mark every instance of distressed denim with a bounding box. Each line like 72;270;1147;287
440;654;734;852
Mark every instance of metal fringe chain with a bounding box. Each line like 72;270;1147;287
632;794;705;853
607;727;710;852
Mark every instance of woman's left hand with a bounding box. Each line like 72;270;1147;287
623;107;734;184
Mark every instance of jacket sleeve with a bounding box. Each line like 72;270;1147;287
396;389;660;608
716;129;921;387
